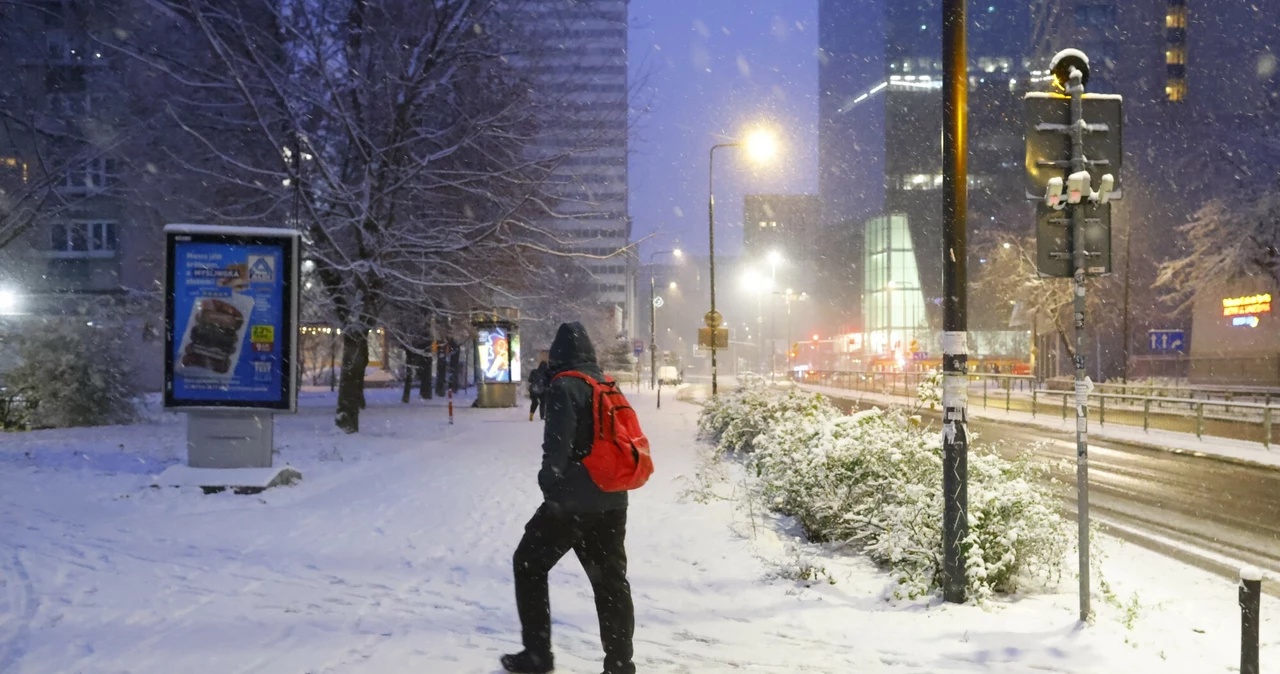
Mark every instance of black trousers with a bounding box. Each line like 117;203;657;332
529;394;545;419
514;503;634;669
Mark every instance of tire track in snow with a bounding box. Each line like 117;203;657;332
0;549;38;672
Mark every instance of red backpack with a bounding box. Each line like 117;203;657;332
552;371;654;492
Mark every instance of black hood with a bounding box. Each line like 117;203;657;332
548;322;599;374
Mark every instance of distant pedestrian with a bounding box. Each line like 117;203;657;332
528;359;550;421
503;322;652;674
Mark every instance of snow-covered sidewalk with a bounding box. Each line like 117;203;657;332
0;388;1275;672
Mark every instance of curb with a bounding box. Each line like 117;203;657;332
813;388;1280;474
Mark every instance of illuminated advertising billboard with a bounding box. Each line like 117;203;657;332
164;225;300;411
477;327;515;383
1222;293;1272;318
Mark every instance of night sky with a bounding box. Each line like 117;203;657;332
628;0;819;260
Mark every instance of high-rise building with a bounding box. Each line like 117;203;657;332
0;0;165;387
817;0;1031;342
819;0;1280;376
517;0;634;338
742;194;821;265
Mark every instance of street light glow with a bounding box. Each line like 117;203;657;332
745;129;778;162
672;248;683;258
668;281;678;290
768;250;784;266
0;288;18;315
1002;242;1012;249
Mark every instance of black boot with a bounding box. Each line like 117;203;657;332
501;651;553;674
602;659;636;674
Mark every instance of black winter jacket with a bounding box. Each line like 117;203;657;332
538;322;628;513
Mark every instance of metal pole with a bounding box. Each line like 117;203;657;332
1068;63;1092;622
650;275;657;390
709;145;718;396
708;143;740;396
778;297;788;373
1240;567;1262;674
1122;218;1133;383
770;265;778;381
941;0;969;605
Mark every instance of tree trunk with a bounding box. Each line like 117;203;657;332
420;353;433;399
435;341;448;397
448;340;461;393
401;347;413;404
336;329;367;433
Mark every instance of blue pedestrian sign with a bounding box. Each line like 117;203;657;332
1147;329;1185;353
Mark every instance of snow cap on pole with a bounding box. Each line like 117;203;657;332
1050;48;1090;88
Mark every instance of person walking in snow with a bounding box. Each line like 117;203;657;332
503;322;636;674
527;359;550;422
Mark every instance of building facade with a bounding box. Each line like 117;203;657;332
817;0;1032;351
742;194;821;264
518;0;634;339
0;0;165;389
819;0;1280;379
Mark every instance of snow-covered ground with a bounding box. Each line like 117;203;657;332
0;387;1275;673
799;382;1280;470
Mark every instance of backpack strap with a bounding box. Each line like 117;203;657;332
551;370;602;441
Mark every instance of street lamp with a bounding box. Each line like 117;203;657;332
766;251;784;380
774;288;807;374
0;288;19;315
741;269;773;374
708;127;779;396
649;248;682;389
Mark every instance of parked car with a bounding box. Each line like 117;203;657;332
657;365;681;386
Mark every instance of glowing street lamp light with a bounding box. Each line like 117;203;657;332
0;288;19;315
745;129;778;162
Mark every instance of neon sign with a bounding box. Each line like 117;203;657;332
1232;316;1260;328
1222;293;1271;317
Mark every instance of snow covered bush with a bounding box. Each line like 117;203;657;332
915;369;942;410
1;317;139;428
699;373;838;455
703;384;1069;601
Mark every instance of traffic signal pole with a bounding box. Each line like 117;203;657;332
1067;64;1092;622
941;0;970;605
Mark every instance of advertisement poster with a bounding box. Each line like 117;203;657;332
477;327;512;383
164;226;298;410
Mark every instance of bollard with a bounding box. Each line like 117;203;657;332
448;388;454;425
1032;388;1038;417
1099;396;1105;426
1240;566;1262;674
1265;406;1272;449
1143;398;1151;433
657;382;662;410
1196;401;1204;439
1005;385;1011;413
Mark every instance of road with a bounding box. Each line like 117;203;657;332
816;392;1280;597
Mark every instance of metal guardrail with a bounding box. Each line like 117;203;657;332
797;370;1277;449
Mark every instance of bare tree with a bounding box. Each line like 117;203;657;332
108;0;629;431
973;233;1112;362
1155;192;1280;311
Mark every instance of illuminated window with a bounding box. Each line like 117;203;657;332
1166;8;1187;28
1166;79;1187;101
1166;47;1186;64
